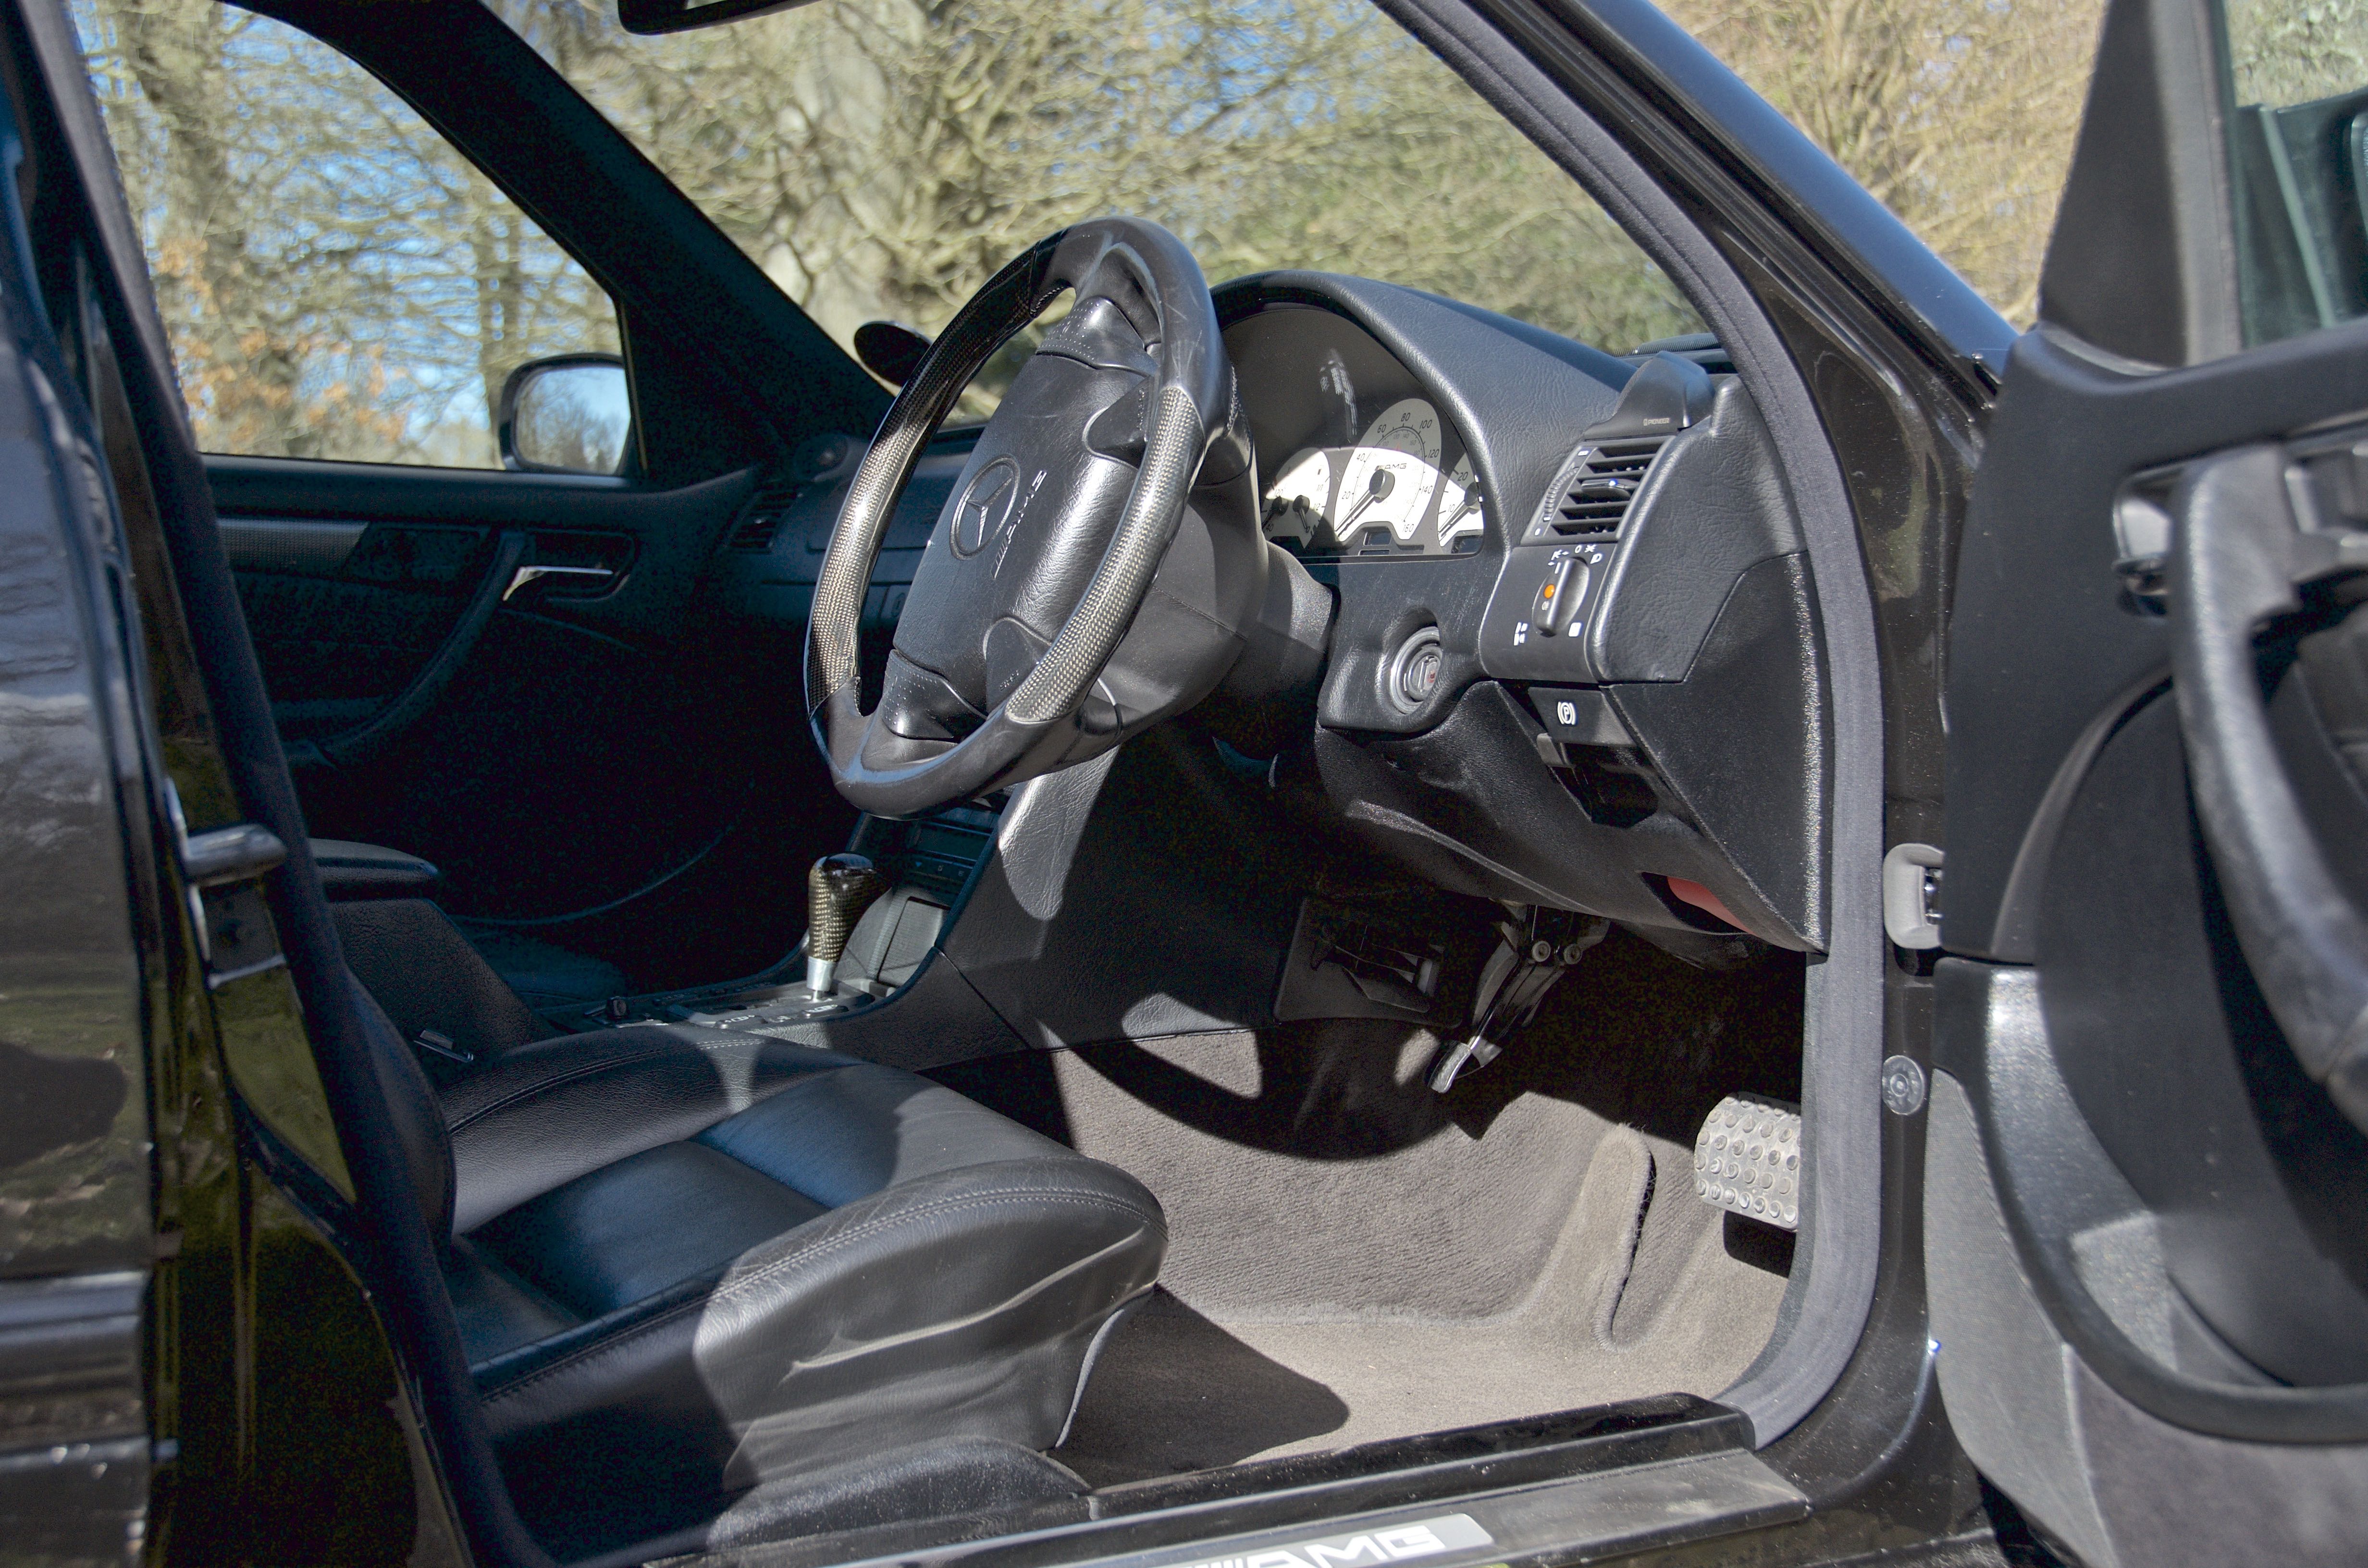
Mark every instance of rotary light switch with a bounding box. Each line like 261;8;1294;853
1530;549;1590;636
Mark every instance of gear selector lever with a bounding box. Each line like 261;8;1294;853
807;853;889;998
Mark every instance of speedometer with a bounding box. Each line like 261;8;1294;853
1337;399;1444;546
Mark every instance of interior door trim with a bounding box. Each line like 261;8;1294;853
1935;960;2368;1442
284;529;529;772
219;516;369;576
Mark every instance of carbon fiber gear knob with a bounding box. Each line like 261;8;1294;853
806;854;888;995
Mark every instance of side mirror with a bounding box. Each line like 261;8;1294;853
853;320;933;388
499;355;633;476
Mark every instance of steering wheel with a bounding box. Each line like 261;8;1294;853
806;218;1267;817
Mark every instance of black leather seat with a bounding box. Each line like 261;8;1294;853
316;837;632;1034
358;992;1164;1545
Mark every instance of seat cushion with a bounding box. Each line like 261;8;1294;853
441;1026;1165;1531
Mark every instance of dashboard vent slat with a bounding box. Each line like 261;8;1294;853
1547;437;1667;539
728;482;801;552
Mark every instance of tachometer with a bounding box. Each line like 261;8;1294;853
1337;399;1444;546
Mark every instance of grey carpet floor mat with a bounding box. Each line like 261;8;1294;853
1041;937;1802;1486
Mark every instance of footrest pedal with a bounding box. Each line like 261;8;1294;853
1693;1093;1801;1231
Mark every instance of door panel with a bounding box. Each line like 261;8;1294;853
232;520;497;743
1934;0;2368;1556
211;455;847;990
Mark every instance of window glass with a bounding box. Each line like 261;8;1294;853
2223;0;2368;344
74;0;618;466
498;0;1703;413
2230;0;2368;106
1667;0;2109;326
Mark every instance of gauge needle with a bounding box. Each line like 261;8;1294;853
1340;467;1394;532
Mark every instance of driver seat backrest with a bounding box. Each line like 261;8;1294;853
343;973;1164;1544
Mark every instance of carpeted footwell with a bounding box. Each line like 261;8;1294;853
1030;931;1803;1486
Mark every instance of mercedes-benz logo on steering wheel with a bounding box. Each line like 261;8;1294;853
950;456;1022;557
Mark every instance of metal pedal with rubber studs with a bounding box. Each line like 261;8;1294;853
1694;1093;1802;1231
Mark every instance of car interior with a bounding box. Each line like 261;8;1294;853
35;0;1873;1563
306;247;1821;1568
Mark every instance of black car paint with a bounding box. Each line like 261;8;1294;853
0;23;481;1568
0;96;154;1564
0;0;2076;1560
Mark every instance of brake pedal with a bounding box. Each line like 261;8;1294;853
1694;1093;1801;1231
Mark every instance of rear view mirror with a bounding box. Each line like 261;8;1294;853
618;0;814;35
500;355;632;476
853;320;933;387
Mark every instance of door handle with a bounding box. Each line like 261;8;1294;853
505;563;616;600
2170;445;2368;1132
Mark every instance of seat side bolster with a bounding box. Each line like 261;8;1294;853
471;1154;1167;1479
346;968;455;1237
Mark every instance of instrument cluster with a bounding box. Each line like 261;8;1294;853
1260;397;1484;558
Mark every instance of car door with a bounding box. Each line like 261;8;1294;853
69;0;871;1004
1928;0;2368;1560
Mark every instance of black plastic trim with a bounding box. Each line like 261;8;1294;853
1934;960;2368;1442
685;1396;1796;1568
1945;320;2368;961
1372;0;1886;1447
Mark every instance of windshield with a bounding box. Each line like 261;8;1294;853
499;0;1702;399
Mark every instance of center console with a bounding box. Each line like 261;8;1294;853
575;802;1002;1034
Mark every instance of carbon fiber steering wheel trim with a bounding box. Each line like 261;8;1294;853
806;235;1067;710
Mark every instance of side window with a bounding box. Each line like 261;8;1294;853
1665;0;2109;327
2225;0;2368;344
74;0;617;468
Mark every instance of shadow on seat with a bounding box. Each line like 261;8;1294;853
316;837;629;1049
349;978;1165;1563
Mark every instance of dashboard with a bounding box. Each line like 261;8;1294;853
715;271;1830;960
1228;308;1485;560
1218;276;1828;958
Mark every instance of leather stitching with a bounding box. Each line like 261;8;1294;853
447;1041;843;1136
706;1185;1161;1312
475;1184;1160;1405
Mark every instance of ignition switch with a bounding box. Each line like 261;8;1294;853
1387;626;1444;711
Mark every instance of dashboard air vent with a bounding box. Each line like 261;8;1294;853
728;483;800;551
1550;437;1666;537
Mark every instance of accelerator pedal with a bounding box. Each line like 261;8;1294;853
1694;1093;1801;1231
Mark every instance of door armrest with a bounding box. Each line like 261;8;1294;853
311;838;442;900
